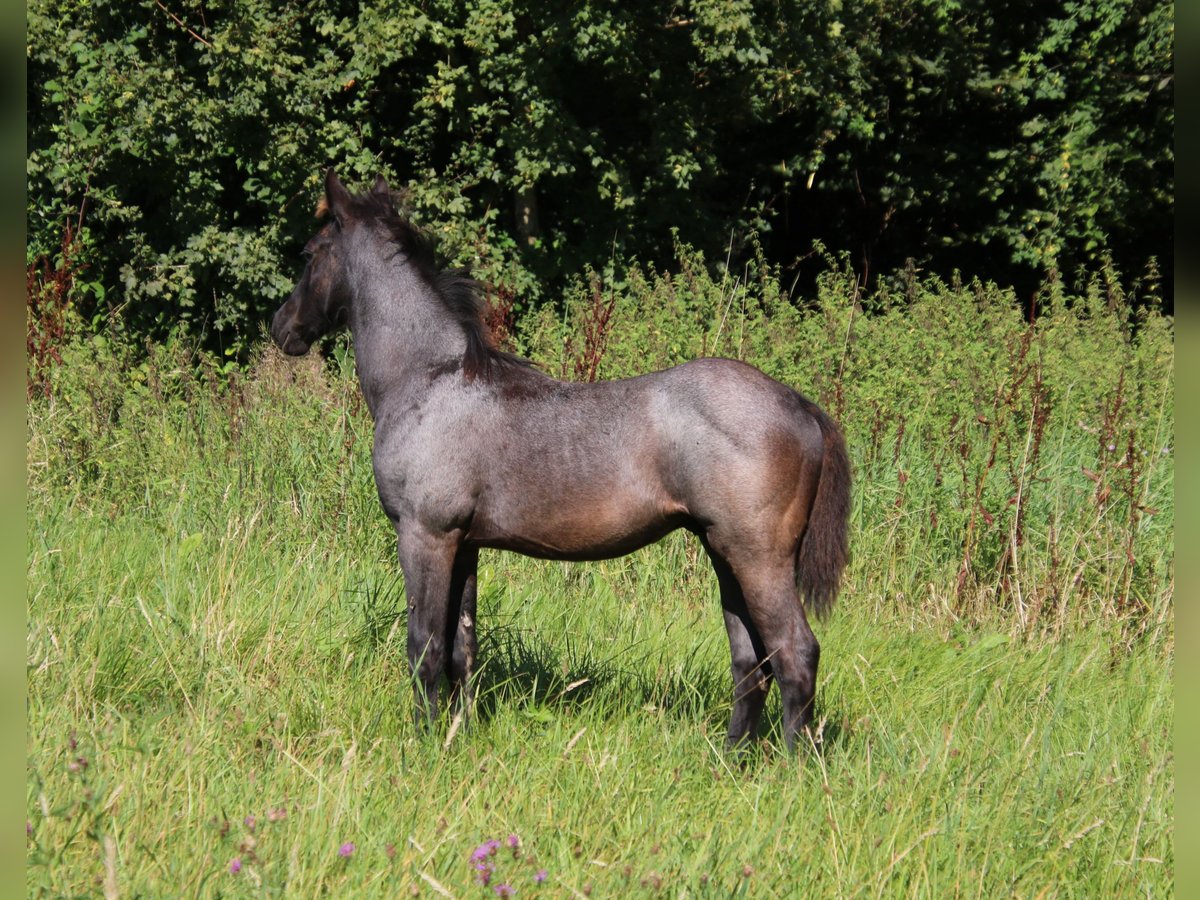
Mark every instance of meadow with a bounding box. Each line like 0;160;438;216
27;258;1173;895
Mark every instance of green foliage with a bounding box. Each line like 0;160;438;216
27;0;1173;355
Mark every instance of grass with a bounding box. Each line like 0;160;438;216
25;516;1173;895
27;264;1173;895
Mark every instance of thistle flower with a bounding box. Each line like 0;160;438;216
229;858;243;874
471;839;501;863
534;869;548;884
339;842;356;858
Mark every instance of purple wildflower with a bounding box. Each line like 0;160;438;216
229;857;243;874
507;833;520;849
494;884;515;897
534;869;548;884
475;863;493;886
244;815;257;831
338;842;355;858
471;839;501;863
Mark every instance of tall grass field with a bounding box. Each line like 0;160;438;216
27;258;1173;895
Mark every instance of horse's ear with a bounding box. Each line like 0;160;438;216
372;174;391;197
324;168;352;225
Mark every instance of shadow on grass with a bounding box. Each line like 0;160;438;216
471;618;730;728
473;618;856;763
344;580;856;759
725;701;853;770
342;580;724;727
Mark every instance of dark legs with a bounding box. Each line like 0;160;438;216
446;546;479;719
394;517;819;749
396;527;477;728
749;579;820;749
705;536;821;752
704;542;772;748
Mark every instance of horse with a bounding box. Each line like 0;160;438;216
270;169;851;750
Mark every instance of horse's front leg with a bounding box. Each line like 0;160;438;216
395;524;459;728
446;545;479;722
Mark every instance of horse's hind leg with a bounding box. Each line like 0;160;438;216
446;546;479;721
739;568;820;752
722;605;773;749
395;524;458;728
703;541;772;748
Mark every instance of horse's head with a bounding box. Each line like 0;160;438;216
270;168;391;355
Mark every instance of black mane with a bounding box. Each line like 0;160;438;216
350;190;529;381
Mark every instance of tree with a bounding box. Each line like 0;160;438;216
26;0;1173;355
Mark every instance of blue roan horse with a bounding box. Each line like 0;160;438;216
271;170;851;750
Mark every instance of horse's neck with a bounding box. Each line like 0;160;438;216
350;270;466;419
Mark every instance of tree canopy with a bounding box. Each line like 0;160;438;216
27;0;1174;353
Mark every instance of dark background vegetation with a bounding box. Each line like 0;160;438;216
27;0;1173;358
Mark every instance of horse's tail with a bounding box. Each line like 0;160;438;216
796;400;852;619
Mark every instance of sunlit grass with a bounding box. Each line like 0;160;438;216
27;498;1172;894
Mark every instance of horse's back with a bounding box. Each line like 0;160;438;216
650;357;824;451
486;357;823;470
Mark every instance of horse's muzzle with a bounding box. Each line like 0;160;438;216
270;308;312;356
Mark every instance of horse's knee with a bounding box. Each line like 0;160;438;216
798;632;819;682
731;653;771;695
775;636;818;691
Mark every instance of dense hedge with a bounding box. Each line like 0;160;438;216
28;0;1173;355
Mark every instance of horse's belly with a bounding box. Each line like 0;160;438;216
464;488;689;561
